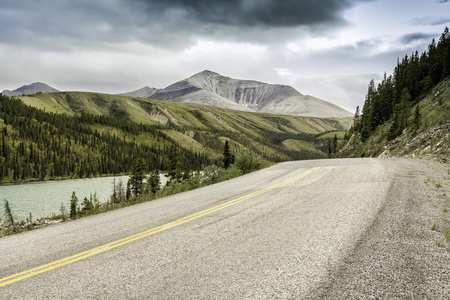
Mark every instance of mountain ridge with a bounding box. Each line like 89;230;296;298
148;70;352;118
119;86;159;98
3;71;352;118
1;82;59;96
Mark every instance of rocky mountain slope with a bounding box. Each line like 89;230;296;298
147;70;352;118
1;82;59;96
119;86;158;98
4;72;351;118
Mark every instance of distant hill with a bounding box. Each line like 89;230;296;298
119;86;159;98
15;91;351;164
1;82;59;96
133;70;352;118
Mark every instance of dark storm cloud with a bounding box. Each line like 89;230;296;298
0;0;365;51
133;0;360;27
400;32;438;44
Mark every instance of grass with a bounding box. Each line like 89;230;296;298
18;91;350;161
444;230;450;240
431;220;439;231
317;131;347;140
281;139;325;156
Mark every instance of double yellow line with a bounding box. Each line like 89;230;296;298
0;167;319;287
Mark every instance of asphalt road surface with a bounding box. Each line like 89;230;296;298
1;158;449;299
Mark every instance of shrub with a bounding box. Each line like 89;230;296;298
234;152;265;174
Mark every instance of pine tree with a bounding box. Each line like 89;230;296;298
126;180;131;202
4;199;16;233
223;140;233;169
129;158;146;197
166;146;181;181
147;170;161;194
332;134;338;153
398;87;411;134
80;195;93;215
411;105;421;136
386;111;400;141
353;106;361;132
70;191;78;218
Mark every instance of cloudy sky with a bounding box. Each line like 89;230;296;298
1;0;449;112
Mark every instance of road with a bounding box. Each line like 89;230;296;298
1;158;449;299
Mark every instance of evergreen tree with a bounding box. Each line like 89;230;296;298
147;170;161;194
166;146;181;181
411;105;421;136
81;196;93;215
353;106;361;132
332;134;338;153
398;87;411;133
223;140;233;169
126;180;131;202
129;158;146;197
3;199;16;233
70;191;78;218
386;110;400;141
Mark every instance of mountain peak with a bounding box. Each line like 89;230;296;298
119;86;158;98
2;82;59;96
151;71;352;118
191;70;221;78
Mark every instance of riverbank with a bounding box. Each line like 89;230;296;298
0;175;133;221
0;172;130;185
1;160;266;238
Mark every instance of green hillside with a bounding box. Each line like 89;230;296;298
340;78;450;161
0;92;350;183
22;92;351;158
339;28;450;161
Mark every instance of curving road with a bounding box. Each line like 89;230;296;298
1;158;448;299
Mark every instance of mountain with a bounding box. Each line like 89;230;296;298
1;82;59;96
1;91;351;184
149;70;352;118
119;86;159;98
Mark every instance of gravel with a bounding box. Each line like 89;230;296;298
311;158;450;299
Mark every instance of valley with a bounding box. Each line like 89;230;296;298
0;91;350;185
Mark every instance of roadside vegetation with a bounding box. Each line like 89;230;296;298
425;174;450;247
1;142;269;237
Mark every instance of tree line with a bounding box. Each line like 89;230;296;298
348;27;450;141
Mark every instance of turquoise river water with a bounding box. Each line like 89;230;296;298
0;175;167;221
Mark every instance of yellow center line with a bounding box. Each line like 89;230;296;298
0;167;319;287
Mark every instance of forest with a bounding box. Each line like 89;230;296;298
348;27;450;141
0;95;211;183
0;92;339;183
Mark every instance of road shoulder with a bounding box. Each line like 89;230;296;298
311;158;450;299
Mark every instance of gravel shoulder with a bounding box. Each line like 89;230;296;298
311;158;450;299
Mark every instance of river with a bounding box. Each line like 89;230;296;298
0;175;168;221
